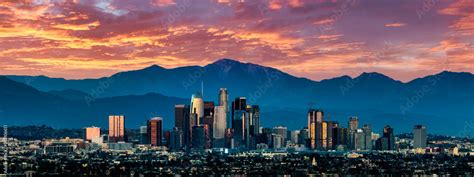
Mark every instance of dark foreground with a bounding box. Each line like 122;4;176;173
2;152;474;176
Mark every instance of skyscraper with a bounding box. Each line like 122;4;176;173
363;124;372;150
108;115;125;143
190;93;204;124
213;105;227;147
376;125;395;151
192;125;206;152
169;127;183;151
147;117;163;146
298;128;309;146
333;127;348;148
232;97;248;149
175;104;189;130
308;109;323;149
348;117;359;131
272;126;288;147
218;88;229;123
139;126;148;144
348;116;359;149
214;88;229;148
325;121;334;149
84;126;100;142
354;129;366;150
413;125;427;149
202;101;215;142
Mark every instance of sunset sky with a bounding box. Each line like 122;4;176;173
0;0;473;82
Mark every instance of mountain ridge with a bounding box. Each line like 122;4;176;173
1;59;473;136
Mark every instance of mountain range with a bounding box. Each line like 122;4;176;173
2;59;474;136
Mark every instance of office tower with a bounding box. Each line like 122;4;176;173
192;125;206;152
232;97;247;148
183;111;197;149
291;130;300;144
347;116;359;149
376;125;395;150
326;121;334;149
308;109;323;149
362;124;372;150
298;128;309;146
247;105;260;149
218;88;229;125
190;93;204;124
84;126;100;142
139;126;148;144
354;129;366;150
164;130;171;147
232;97;247;114
108;115;125;143
413;125;427;149
333;127;347;148
233;109;249;149
271;134;284;149
348;117;359;131
175;104;189;130
169;127;183;151
272;126;288;146
147;117;163;146
213;105;227;147
383;125;395;150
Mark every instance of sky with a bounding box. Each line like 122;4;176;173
0;0;473;82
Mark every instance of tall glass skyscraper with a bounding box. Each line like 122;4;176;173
147;117;163;146
190;93;204;124
413;125;427;149
108;115;125;143
308;109;323;149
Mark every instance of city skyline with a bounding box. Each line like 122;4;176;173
0;0;473;82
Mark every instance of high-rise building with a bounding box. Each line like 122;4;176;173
348;117;359;131
169;127;183;151
218;88;229;124
175;104;189;130
333;127;347;148
271;134;284;149
232;97;247;149
213;105;227;147
247;105;260;149
147;117;163;146
291;130;300;144
298;128;309;146
272;126;288;146
233;109;248;148
413;125;427;149
190;93;204;124
383;125;395;150
192;125;206;152
139;126;148;144
308;109;323;149
348;116;359;149
84;126;101;142
354;129;366;150
376;125;395;150
108;115;125;143
362;124;372;150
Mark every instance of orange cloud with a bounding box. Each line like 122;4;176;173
384;23;406;27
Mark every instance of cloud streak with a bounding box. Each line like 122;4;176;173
0;0;472;82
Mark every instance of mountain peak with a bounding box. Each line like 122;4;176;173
210;58;243;66
144;64;165;70
353;72;404;84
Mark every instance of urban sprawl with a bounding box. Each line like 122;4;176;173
1;88;473;176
